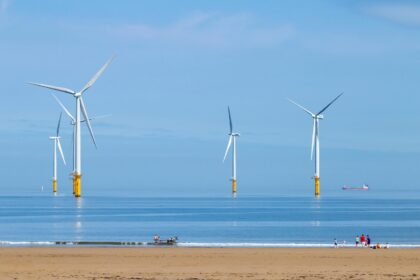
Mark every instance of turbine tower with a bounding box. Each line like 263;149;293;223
223;106;240;198
288;93;343;197
30;56;115;198
50;113;66;193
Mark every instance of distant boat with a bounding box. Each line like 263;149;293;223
342;184;369;191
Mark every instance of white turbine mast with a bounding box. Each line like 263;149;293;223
223;106;240;198
49;113;66;193
287;92;343;197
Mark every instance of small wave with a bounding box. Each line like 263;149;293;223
178;242;334;248
0;241;55;246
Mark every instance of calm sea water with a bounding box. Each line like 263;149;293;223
1;192;420;247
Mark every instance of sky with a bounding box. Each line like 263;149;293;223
1;0;420;197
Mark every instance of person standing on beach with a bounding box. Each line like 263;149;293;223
334;238;338;248
361;234;366;246
367;235;371;247
355;235;360;247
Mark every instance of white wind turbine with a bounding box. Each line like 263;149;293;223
29;56;115;197
288;93;343;197
50;113;66;193
52;94;110;194
223;106;240;198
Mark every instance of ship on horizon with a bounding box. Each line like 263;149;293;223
342;184;369;191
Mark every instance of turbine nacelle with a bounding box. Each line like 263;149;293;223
230;133;240;137
315;115;324;120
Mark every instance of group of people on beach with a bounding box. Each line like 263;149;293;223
333;234;389;249
355;234;370;247
355;234;389;249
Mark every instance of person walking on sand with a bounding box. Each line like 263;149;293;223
334;238;338;248
367;235;371;247
355;235;360;247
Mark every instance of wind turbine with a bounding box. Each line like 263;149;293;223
52;94;110;195
223;106;240;198
288;93;343;197
29;56;115;197
50;113;66;193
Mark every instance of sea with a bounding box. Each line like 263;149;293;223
1;191;420;248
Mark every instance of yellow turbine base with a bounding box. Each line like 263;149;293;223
74;174;82;198
314;176;320;197
53;180;57;193
232;179;237;196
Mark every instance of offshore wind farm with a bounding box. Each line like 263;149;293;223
51;94;111;195
29;56;115;197
2;1;420;279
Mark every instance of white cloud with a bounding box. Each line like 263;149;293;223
364;3;420;27
111;12;295;49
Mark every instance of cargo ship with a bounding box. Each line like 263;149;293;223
342;184;369;191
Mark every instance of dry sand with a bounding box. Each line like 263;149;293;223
0;247;419;279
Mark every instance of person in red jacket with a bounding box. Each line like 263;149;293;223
361;234;366;246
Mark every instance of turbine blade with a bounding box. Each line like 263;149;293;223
317;92;344;115
90;114;112;120
52;94;75;122
80;97;97;149
28;82;76;95
311;119;316;160
223;136;233;163
287;98;315;117
228;106;233;134
80;55;116;94
56;112;62;137
81;114;112;123
57;139;66;166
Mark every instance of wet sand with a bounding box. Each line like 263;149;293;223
0;247;419;279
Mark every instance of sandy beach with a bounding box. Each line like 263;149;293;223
0;247;419;280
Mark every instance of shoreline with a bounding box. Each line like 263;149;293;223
2;240;420;248
1;247;419;279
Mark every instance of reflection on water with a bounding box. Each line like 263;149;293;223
311;221;321;227
76;198;83;209
74;199;83;240
75;219;83;241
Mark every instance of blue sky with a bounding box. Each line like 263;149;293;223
1;0;420;196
